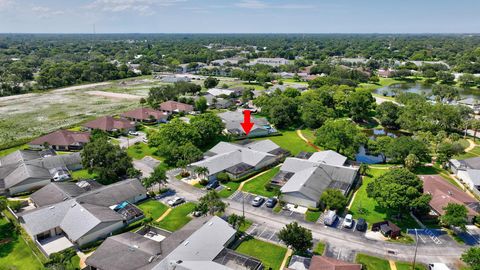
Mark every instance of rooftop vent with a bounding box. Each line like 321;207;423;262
183;241;189;246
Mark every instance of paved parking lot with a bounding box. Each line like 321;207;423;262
246;223;282;244
407;229;459;246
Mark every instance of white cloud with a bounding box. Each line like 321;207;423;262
86;0;186;15
235;0;314;10
31;6;65;18
235;0;267;9
0;0;13;11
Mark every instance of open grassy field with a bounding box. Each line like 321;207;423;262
137;200;169;220
126;142;163;160
156;202;196;232
235;238;287;270
0;217;44;270
242;167;280;197
355;253;390;270
349;168;419;231
256;130;317;156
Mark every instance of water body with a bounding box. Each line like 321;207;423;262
373;82;480;100
355;128;408;164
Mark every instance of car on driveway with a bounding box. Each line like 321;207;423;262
206;181;220;190
324;210;337;226
265;198;277;208
167;197;185;206
251;196;265;207
343;214;354;228
128;131;139;136
356;218;367;231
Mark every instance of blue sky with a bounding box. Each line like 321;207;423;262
0;0;479;33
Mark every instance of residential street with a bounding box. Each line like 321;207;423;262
164;172;468;266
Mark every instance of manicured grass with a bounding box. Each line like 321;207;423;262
0;144;28;157
454;145;480;159
300;129;317;144
256;130;317;156
126;142;162;160
219;181;241;198
396;261;427;270
305;209;321;222
156;202;196;232
71;169;97;180
137;200;169;220
0;217;44;270
235;238;287;270
313;242;325;255
242;167;280;197
238;219;253;233
349;168;419;231
355;253;390;270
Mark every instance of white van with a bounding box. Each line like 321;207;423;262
428;263;451;270
324;210;337;226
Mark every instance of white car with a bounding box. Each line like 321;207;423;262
128;131;139;136
343;214;354;228
167;197;185;206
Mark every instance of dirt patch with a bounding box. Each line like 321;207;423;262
86;91;142;100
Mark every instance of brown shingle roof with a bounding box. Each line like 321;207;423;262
421;175;479;218
83;116;135;132
309;256;362;270
30;130;90;147
121;107;169;121
159;100;194;113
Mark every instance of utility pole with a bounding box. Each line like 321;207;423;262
412;229;419;270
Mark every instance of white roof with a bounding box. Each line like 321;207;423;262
154;216;236;270
207;88;234;97
308;150;347;166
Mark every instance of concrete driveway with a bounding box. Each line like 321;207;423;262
117;131;146;148
133;156;160;177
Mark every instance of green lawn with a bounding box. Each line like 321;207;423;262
235;238;287;270
218;181;241;198
156;202;196;232
0;217;44;270
396;261;427;270
300;129;317;144
355;253;390;270
454;145;480;159
238;219;253;233
0;144;28;158
242;167;280;197
126;142;162;160
349;168;419;231
305;209;321;222
255;130;317;156
313;242;325;255
71;169;97;180
137;200;169;220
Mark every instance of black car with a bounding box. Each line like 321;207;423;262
265;198;278;208
206;181;220;190
356;218;367;231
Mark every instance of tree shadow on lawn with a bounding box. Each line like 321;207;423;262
0;221;18;258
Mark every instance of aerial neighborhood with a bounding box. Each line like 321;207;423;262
2;17;480;270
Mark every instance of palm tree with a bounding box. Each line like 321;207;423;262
194;166;209;180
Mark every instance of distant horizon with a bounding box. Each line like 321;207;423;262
0;0;479;33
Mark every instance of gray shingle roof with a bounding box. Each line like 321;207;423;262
218;110;270;134
280;156;358;200
86;232;162;270
31;182;87;207
60;203;124;241
308;150;347;166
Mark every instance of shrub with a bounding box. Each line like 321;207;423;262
180;171;190;177
217;172;230;183
199;179;209;186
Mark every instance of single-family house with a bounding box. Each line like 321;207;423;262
85;230;165;270
31;181;90;207
273;151;358;208
203;94;233;109
248;57;290;67
378;69;394;78
267;84;308;94
421;175;479;222
159;75;191;83
308;256;362;270
190;140;288;181
151;216;262;270
218;110;277;138
83;116;136;133
457;97;480;112
0;150;83;195
207;88;238;97
159;100;194;114
29;130;91;151
449;157;480;192
18;179;147;255
121;107;169;124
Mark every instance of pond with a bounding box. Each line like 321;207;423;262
355;128;409;164
373;82;480;100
